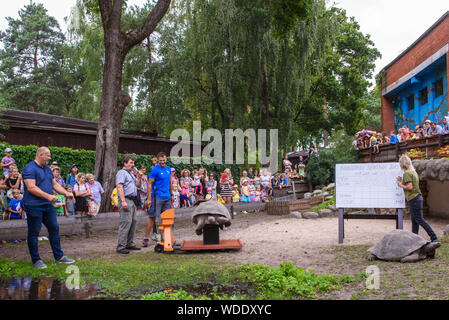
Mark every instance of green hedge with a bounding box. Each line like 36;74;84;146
0;142;244;182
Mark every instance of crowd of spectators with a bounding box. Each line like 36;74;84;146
0;148;104;220
1;147;313;219
354;118;449;153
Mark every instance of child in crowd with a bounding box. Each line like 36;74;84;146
283;155;292;171
278;174;288;189
65;185;76;216
8;189;24;220
240;180;250;203
53;190;66;217
139;166;148;209
217;194;225;204
53;167;65;188
261;186;269;203
110;187;118;212
180;183;191;208
248;179;256;202
371;134;380;154
172;179;180;209
232;185;240;203
254;186;261;202
1;148;15;178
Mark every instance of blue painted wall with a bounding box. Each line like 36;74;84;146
388;54;448;130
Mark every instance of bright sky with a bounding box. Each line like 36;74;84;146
1;0;448;84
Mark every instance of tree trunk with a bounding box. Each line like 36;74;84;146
95;30;129;212
95;0;171;212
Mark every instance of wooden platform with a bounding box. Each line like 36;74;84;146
180;239;242;251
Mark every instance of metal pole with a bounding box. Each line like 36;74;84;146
338;208;344;244
397;208;404;230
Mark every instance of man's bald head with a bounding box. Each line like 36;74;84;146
36;147;50;157
35;147;51;167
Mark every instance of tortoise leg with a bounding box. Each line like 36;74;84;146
367;254;378;261
400;252;421;263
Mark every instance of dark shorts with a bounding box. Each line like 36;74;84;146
147;198;172;219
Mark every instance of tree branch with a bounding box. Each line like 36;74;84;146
124;0;171;52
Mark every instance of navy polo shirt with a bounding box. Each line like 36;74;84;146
148;164;171;199
22;160;54;207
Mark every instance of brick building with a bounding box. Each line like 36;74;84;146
380;11;449;134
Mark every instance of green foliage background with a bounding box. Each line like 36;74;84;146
0;141;242;182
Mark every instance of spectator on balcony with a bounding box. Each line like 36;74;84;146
423;120;432;136
428;121;443;136
389;131;399;144
442;117;449;134
382;132;390;144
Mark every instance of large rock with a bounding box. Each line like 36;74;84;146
302;212;320;219
304;193;313;200
325;196;333;201
290;211;302;219
318;209;334;218
328;205;337;211
313;190;322;196
413;159;449;181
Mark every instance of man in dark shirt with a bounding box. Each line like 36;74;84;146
22;147;76;268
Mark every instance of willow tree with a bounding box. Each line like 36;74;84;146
83;0;171;211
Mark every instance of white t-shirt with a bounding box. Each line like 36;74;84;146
261;174;271;186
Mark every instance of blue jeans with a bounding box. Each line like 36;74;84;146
25;204;64;263
409;195;438;241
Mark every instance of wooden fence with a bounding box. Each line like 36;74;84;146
358;133;449;163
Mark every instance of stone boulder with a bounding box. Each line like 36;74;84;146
302;212;320;219
413;159;449;182
318;209;334;218
304;193;313;200
290;211;302;219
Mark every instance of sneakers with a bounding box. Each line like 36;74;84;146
33;260;47;269
126;245;141;251
57;256;75;264
142;238;149;247
116;248;130;254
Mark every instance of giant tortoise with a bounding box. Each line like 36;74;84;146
191;200;232;235
367;230;441;263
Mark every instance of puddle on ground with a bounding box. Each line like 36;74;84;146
0;277;106;300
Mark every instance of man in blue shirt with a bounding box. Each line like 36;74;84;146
22;147;75;268
142;152;173;247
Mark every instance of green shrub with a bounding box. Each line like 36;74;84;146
0;142;243;182
306;130;357;187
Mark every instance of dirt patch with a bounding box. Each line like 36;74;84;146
1;212;447;276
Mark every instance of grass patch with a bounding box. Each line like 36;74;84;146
0;252;361;300
309;199;335;212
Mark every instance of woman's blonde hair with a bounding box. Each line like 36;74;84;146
399;155;415;171
76;173;86;182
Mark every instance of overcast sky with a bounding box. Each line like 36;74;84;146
1;0;448;84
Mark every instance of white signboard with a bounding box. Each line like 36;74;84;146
335;163;406;209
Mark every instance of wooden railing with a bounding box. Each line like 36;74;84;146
357;133;449;163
